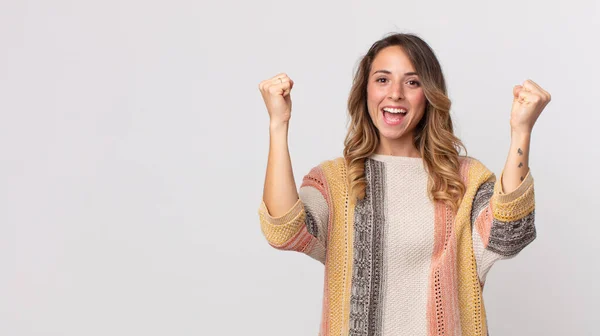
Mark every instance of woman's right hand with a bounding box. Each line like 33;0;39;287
258;73;294;126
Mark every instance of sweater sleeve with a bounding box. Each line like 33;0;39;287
257;164;331;264
470;168;536;284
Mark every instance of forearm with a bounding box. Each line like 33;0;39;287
501;130;531;194
262;122;300;217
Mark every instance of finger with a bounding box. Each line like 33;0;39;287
259;78;270;91
523;80;551;101
526;80;551;100
515;85;529;101
271;76;290;88
518;80;552;105
260;75;283;91
261;78;288;95
273;76;291;89
266;77;288;94
523;79;544;92
281;80;293;97
271;73;289;82
272;76;289;84
272;77;290;91
259;74;288;91
513;85;523;99
280;79;294;97
518;89;541;105
267;79;292;97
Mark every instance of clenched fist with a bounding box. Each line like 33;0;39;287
510;79;551;134
259;73;294;127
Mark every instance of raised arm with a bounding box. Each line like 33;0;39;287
257;73;330;263
470;79;550;284
259;73;298;216
500;79;551;194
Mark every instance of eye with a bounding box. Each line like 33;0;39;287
376;77;388;83
407;80;421;87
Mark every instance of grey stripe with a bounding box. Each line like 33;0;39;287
471;181;494;226
304;210;318;238
487;210;536;257
349;159;386;336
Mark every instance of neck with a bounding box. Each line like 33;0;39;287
376;137;421;158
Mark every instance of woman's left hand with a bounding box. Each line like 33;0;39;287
510;79;551;134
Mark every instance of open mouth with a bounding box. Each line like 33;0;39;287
381;107;407;125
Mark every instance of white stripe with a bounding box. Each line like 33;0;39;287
379;161;436;335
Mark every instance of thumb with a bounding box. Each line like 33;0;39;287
282;79;294;97
513;85;523;100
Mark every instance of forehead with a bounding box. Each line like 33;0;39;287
371;46;416;74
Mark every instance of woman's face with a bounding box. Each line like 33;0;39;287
367;46;427;147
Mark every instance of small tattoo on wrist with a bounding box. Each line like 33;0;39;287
517;148;523;156
518;162;523;168
520;176;524;181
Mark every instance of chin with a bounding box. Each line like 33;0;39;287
378;128;408;141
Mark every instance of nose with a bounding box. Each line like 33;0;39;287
389;82;404;100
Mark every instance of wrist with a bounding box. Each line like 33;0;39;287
270;121;289;135
511;128;532;139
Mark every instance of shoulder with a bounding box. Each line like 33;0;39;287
458;156;496;189
302;157;346;184
307;157;346;172
315;157;347;179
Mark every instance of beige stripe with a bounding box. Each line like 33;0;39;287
380;160;435;334
299;186;329;247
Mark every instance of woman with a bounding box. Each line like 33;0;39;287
257;33;550;336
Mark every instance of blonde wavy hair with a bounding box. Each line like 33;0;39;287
344;33;467;212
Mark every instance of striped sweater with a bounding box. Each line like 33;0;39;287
258;154;536;336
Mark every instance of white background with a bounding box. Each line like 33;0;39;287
3;0;599;335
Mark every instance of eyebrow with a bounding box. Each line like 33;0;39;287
372;70;418;76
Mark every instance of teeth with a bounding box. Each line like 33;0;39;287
383;107;407;114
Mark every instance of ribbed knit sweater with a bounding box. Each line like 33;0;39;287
258;154;536;336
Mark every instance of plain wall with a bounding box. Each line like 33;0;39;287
4;0;599;335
